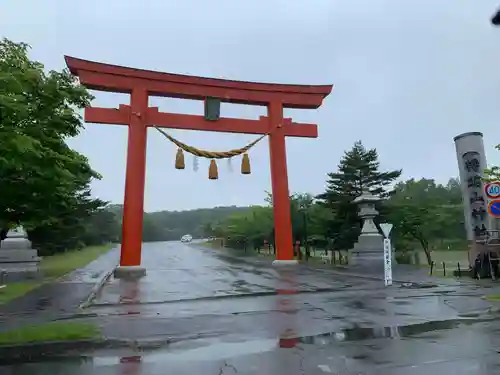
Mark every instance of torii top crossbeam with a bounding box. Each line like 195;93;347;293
65;56;331;138
65;56;331;108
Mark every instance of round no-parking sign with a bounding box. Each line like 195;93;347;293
488;200;500;218
485;182;500;199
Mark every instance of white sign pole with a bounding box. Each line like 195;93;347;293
383;238;393;286
380;223;393;286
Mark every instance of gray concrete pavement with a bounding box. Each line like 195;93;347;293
3;241;500;374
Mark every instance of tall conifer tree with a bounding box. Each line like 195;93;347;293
317;141;401;250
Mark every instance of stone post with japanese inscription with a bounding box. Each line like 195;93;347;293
454;132;490;266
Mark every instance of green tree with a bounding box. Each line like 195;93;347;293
214;192;334;256
485;156;500;182
83;206;121;245
0;38;97;228
0;38;111;253
317;141;402;251
387;178;466;265
306;203;334;249
142;214;167;242
29;192;107;255
202;222;215;237
387;201;435;265
145;206;248;240
483;142;500;182
223;206;274;250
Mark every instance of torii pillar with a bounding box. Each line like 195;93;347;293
65;56;332;278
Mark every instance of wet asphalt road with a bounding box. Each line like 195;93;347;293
0;246;119;331
3;241;500;374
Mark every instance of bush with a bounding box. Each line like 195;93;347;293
395;251;414;264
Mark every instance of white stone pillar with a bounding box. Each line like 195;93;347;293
454;132;490;265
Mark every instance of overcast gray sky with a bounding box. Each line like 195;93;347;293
3;0;500;211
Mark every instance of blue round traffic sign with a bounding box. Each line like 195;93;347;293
488;199;500;218
485;182;500;199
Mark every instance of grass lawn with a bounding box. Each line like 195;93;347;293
40;244;114;279
0;283;39;305
485;294;500;302
0;244;114;305
0;321;101;345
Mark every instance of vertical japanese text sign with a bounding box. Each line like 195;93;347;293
380;223;393;286
464;153;487;238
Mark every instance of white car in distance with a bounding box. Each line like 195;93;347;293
181;234;193;243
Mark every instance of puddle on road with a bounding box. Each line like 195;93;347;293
166;318;484;356
299;319;465;345
94;338;278;366
4;317;491;368
99;319;482;362
399;282;438;289
35;297;51;310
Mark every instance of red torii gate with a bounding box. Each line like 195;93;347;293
65;56;332;278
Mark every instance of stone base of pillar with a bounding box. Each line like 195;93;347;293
0;269;42;283
349;251;384;267
349;233;385;268
467;240;476;268
272;260;299;266
113;266;146;280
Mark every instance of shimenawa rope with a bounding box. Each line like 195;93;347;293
153;125;274;179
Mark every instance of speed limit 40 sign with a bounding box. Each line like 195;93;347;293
485;181;500;199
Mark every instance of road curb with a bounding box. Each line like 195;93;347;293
78;265;117;309
214;249;432;285
200;244;463;288
0;333;221;364
310;266;422;285
0;338;150;364
89;286;364;308
313;267;465;287
221;249;456;286
0;339;106;364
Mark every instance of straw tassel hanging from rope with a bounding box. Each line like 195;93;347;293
175;148;185;169
208;159;218;180
241;153;251;175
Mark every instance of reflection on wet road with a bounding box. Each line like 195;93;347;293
4;241;500;374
